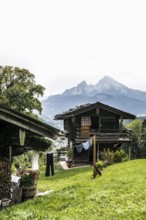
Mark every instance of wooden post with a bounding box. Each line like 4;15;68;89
129;146;131;160
87;147;89;164
32;151;39;170
19;128;26;146
93;134;96;178
120;117;123;129
9;146;12;163
97;143;99;160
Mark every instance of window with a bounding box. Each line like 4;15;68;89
81;116;91;126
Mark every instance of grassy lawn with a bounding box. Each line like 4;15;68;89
1;160;146;220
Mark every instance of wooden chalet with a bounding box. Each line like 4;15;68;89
0;104;61;200
54;102;136;165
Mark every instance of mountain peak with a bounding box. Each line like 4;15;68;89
63;76;129;96
95;75;127;93
76;80;87;87
97;75;122;85
101;75;117;82
77;80;86;85
42;75;146;121
63;80;89;95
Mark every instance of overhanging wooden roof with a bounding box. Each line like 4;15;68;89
0;104;61;139
54;102;136;120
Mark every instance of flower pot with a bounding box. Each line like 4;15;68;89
22;185;36;201
1;198;10;207
66;161;72;168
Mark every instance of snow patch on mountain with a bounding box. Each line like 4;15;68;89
41;75;146;127
63;76;130;96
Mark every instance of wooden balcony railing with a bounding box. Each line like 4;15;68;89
75;128;132;142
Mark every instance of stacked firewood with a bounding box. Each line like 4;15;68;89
0;157;11;199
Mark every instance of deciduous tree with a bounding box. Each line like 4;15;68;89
0;66;45;114
126;119;142;158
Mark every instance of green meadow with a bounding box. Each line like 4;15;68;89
1;160;146;220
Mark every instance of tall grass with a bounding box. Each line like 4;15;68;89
1;160;146;220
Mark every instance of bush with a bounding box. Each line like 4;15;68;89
103;160;112;167
95;160;103;170
100;149;129;165
102;148;114;164
12;151;34;169
66;148;72;161
93;160;103;177
15;162;20;169
113;150;126;162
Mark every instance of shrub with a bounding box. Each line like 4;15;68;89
93;160;103;177
113;150;126;162
123;154;129;162
102;148;114;164
66;148;72;161
95;160;103;170
101;149;128;164
103;160;112;167
15;162;20;169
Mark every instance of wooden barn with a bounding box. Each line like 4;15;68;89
0;104;61;200
54;102;136;165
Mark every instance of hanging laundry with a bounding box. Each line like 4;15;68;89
89;137;93;147
82;141;89;150
75;143;83;153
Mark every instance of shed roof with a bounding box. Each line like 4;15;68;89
0;104;61;139
54;102;136;120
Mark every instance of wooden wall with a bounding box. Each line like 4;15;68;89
64;107;120;140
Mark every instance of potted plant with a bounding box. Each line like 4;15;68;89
66;148;73;168
19;173;35;187
18;170;40;200
18;169;40;186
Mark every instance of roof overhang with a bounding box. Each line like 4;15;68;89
0;104;62;139
54;102;136;120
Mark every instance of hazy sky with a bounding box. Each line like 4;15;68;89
1;0;146;96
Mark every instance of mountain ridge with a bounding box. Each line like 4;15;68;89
61;76;146;101
41;76;146;127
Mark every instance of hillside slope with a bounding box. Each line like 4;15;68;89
1;160;146;220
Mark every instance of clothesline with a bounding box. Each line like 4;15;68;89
75;138;93;153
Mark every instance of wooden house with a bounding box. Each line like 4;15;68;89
54;102;136;164
0;104;61;200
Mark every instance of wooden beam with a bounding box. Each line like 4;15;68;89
9;146;12;163
93;134;96;178
129;146;131;160
97;143;99;160
0;114;55;138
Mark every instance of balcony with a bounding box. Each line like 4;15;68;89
75;128;132;143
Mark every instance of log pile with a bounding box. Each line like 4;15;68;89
0;157;11;199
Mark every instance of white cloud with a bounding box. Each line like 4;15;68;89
0;0;146;96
